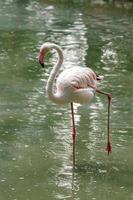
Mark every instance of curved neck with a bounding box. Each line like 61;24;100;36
46;44;63;103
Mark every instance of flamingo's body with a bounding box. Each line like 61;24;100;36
39;43;103;104
38;42;112;164
55;67;97;104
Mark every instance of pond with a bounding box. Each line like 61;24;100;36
0;0;133;199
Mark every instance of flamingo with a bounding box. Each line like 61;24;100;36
38;42;112;164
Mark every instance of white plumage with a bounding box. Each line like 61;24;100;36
56;66;97;103
38;42;112;162
38;42;103;104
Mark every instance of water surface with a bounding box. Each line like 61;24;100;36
0;0;133;200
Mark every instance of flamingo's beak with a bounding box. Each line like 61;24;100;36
39;59;44;68
38;48;49;68
38;51;45;68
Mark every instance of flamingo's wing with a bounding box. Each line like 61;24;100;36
56;67;98;92
70;67;97;89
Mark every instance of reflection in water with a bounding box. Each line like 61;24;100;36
45;13;89;198
101;41;118;66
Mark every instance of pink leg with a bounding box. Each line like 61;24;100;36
71;102;76;166
87;83;112;155
96;89;112;155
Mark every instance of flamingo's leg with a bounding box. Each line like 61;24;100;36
87;83;112;154
71;102;76;165
96;90;112;155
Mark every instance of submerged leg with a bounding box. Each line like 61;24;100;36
70;102;76;166
96;89;112;155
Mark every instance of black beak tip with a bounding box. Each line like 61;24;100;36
39;60;44;68
41;63;44;68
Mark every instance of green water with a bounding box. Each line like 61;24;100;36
0;0;133;199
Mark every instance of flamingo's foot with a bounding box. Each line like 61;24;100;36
106;141;112;155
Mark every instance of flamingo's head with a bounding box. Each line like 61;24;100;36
38;43;52;67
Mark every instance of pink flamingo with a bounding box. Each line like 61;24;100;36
38;42;112;164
